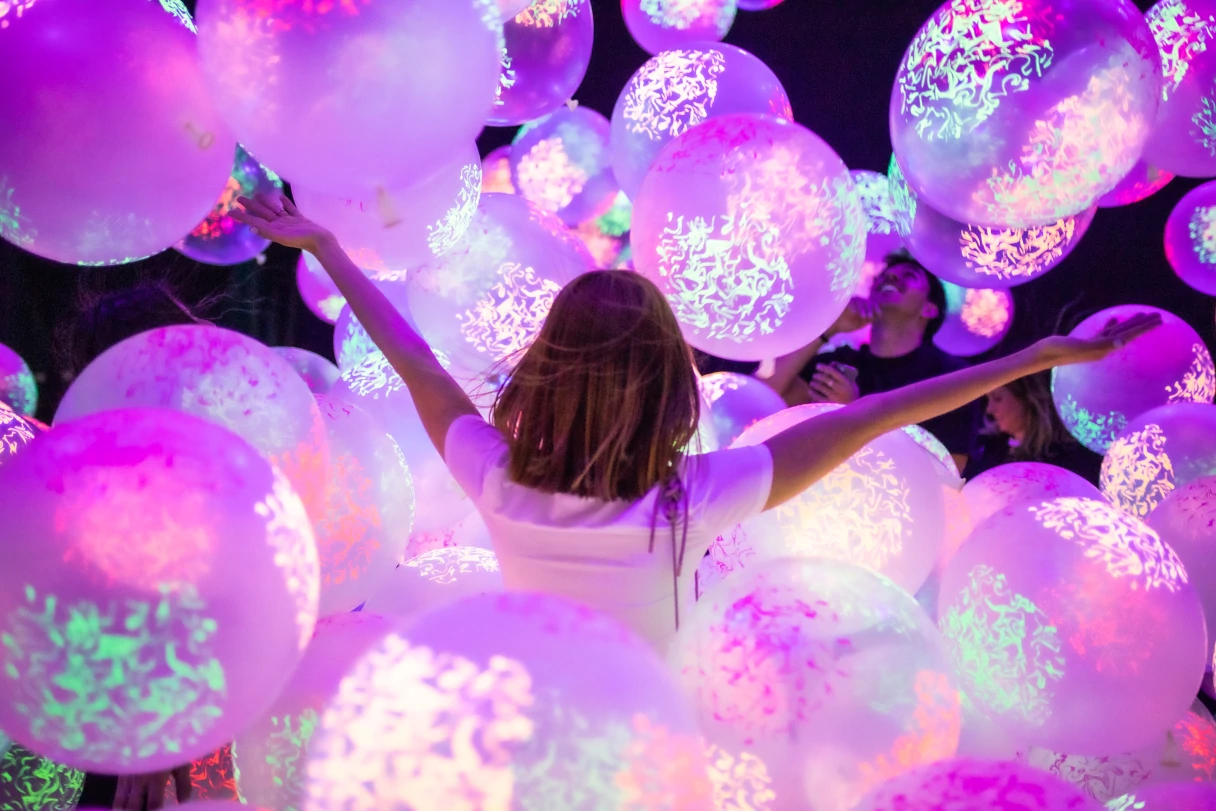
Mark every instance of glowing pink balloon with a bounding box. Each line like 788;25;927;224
933;282;1014;357
0;0;234;265
891;0;1161;228
939;496;1206;755
1149;476;1216;641
273;347;340;394
1143;0;1216;178
962;463;1103;536
196;0;502;196
292;145;482;277
632;114;866;361
296;254;346;325
1097;160;1174;207
854;759;1101;810
1166;179;1216;294
175;146;281;266
890;156;1096;289
610;42;792;200
365;547;504;619
621;0;737;56
0;407;319;773
0;342;36;417
1103;403;1216;518
488;0;594;126
55;325;330;519
1052;305;1215;454
697;372;786;448
509;106;618;226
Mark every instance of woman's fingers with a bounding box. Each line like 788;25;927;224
281;194;301;217
237;194;277;220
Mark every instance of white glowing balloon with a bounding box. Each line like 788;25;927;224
273;347;340;394
402;511;494;564
363;547;504;619
962;462;1103;533
697;371;786;449
1149;476;1216;650
1101;403;1216;518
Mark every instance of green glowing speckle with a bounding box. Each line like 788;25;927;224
595;192;633;238
157;0;197;33
1052;382;1127;454
0;743;84;811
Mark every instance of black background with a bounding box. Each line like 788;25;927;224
1;0;1206;423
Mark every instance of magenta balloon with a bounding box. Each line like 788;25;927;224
0;0;234;265
1052;305;1215;454
1165;179;1216;294
1102;403;1216;518
509;106;618;226
610;42;792;200
890;155;1096;289
855;759;1100;811
891;0;1161;228
933;282;1014;357
175;146;281;267
292;145;482;277
487;0;594;126
0;342;36;417
632;114;866;361
621;0;737;55
1143;0;1216;178
296;254;346;325
0;408;319;773
196;0;502;196
1097;159;1175;207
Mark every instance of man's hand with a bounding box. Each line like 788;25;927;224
808;363;860;404
113;765;191;810
828;298;877;337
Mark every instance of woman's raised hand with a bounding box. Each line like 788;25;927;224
1031;311;1163;368
232;193;333;253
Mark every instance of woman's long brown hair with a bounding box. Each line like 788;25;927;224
491;270;700;502
1003;372;1075;461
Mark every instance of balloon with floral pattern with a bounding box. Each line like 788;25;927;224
489;0;594;126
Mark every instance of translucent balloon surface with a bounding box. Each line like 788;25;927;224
0;0;234;265
273;347;340;395
889;156;1096;289
933;282;1013;357
313;396;415;616
1052;305;1215;454
0;408;320;772
233;612;393;811
632;114;866;361
672;558;961;811
331;279;414;373
509;106;617;226
403;511;494;564
622;0;737;55
196;0;502;196
305;593;711;808
1097;160;1174;207
738;0;785;8
938;496;1206;755
1149;476;1216;643
698;372;786;448
1166;179;1216;294
854;758;1100;810
853;169;905;263
489;0;594;126
610;43;792;200
407;193;593;375
1103;403;1216;518
1143;0;1216;177
175;145;280;266
0;342;36;417
55;325;330;519
891;0;1161;228
296;254;346;325
364;547;505;620
962;462;1103;536
292;145;482;276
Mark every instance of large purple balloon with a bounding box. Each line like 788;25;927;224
0;0;234;265
175;145;281;266
1165;179;1216;294
488;0;594;126
1143;0;1216;178
621;0;737;56
610;42;792;200
891;0;1161;228
890;155;1096;289
632;114;866;361
509;106;618;226
292;146;482;277
196;0;502;196
933;282;1014;357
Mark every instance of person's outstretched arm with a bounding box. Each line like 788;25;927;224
233;194;479;454
762;314;1161;510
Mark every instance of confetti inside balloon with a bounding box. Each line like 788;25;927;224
673;558;961;811
610;43;792;200
891;0;1162;228
407;193;592;375
1102;403;1216;517
698;372;786;448
365;547;505;619
1166;178;1216;294
938;496;1205;755
889;156;1096;289
273;347;340;394
0;0;235;265
632;114;866;361
1143;0;1216;178
1149;476;1216;663
0;342;36;417
622;0;738;56
1052;305;1215;454
55;325;330;519
509;106;618;226
933;282;1013;356
175;145;281;266
296;254;346;325
305;593;711;809
854;758;1101;811
0;743;84;811
196;0;502;197
852;169;905;263
1097;160;1175;208
489;0;595;126
0;408;320;772
292;145;482;276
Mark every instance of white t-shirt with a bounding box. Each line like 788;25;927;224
444;415;774;652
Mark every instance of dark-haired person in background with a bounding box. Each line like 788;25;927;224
764;252;981;471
